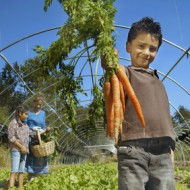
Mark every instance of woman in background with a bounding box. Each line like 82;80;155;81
25;92;50;180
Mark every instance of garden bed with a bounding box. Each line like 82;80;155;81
1;162;190;190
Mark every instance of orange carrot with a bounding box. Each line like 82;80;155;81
116;67;145;128
119;100;124;135
103;80;114;137
111;74;121;144
119;80;125;114
114;100;123;147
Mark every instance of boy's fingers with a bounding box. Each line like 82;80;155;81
101;49;119;70
114;49;119;57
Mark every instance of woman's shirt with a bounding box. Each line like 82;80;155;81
26;110;46;130
8;119;30;152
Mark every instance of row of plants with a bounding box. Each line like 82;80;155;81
0;162;190;190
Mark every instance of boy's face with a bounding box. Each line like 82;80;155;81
126;32;159;68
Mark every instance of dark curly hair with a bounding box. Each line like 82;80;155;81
15;105;28;126
33;92;44;102
127;17;162;49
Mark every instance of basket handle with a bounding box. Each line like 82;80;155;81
37;130;42;145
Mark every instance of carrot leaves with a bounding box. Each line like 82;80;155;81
42;0;118;131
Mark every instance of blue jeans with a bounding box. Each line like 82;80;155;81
117;138;175;190
11;150;27;173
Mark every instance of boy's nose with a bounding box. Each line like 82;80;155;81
143;49;150;57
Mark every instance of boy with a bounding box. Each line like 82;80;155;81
102;17;175;190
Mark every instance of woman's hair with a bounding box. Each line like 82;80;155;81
33;92;45;102
15;105;28;125
127;17;163;49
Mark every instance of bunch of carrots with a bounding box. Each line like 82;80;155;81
102;52;145;146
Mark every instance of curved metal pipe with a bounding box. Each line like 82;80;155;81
0;25;189;56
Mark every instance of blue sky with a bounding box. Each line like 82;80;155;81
0;0;190;115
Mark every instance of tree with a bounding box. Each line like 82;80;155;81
0;63;27;114
0;107;9;125
172;105;190;124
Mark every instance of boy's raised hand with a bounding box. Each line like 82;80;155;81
101;49;119;70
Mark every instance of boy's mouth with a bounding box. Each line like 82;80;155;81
140;55;150;60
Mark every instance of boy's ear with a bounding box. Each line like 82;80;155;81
126;42;131;53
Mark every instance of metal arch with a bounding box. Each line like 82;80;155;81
0;25;189;98
0;26;62;53
0;25;189;56
0;24;190;164
0;68;40;96
0;53;89;148
154;68;190;96
161;47;190;82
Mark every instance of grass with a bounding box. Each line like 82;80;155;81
1;163;190;189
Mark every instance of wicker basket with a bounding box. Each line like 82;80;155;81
32;130;55;157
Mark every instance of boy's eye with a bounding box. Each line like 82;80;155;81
138;44;144;49
150;47;157;52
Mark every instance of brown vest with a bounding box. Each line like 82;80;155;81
119;66;175;149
